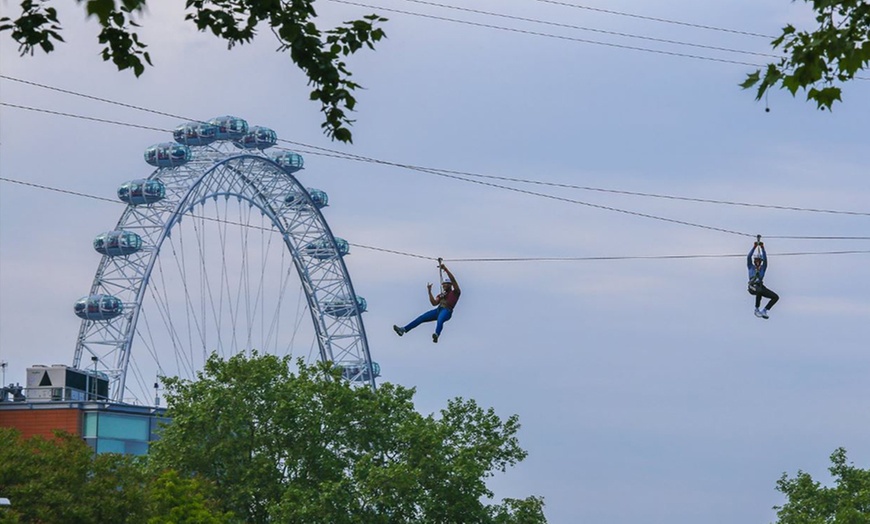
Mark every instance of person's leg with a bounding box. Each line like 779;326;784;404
404;308;439;332
434;308;453;336
749;287;762;309
758;286;779;310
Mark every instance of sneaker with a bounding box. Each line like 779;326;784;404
754;308;763;318
760;308;769;319
393;325;405;336
432;333;439;343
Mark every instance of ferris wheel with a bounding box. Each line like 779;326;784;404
72;116;378;403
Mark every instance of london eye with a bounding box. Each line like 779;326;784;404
72;116;378;402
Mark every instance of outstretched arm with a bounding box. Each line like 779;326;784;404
441;264;460;294
747;244;757;269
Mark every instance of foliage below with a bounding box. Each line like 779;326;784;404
0;0;387;142
0;353;546;523
773;447;870;524
0;428;230;523
149;352;547;523
741;0;870;110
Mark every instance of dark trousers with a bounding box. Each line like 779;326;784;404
749;284;779;310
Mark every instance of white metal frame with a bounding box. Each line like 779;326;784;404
73;141;375;401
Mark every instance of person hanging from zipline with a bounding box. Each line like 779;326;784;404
393;261;461;343
747;235;779;319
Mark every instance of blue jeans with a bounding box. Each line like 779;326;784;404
404;307;453;336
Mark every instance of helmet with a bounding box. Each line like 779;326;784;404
441;280;453;286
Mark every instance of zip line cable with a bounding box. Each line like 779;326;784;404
346;0;781;59
4;172;870;263
327;0;763;67
445;250;870;262
4;98;870;241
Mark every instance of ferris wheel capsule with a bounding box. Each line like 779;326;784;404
284;187;328;209
323;295;367;317
307;189;328;208
273;151;304;173
93;230;143;256
209;115;248;140
173;122;218;146
234;126;277;150
337;360;381;382
74;294;124;321
305;237;349;260
118;179;166;205
144;143;192;167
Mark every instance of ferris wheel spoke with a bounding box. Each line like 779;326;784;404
238;200;254;352
214;196;239;357
135;310;166;379
254;211;275;352
191;205;224;359
265;251;296;354
148;255;197;379
127;354;151;403
169;216;199;372
296;283;315;357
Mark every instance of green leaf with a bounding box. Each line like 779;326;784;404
808;86;842;109
740;3;870;112
739;70;761;89
85;0;115;25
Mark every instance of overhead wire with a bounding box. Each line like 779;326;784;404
3;86;870;240
0;102;168;133
353;0;781;59
408;170;870;218
2;79;867;223
279;142;870;219
0;175;436;260
0;102;756;237
528;0;776;39
330;0;868;81
326;0;764;67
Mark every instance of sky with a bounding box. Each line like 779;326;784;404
2;1;870;522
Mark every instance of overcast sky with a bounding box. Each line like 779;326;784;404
2;1;870;522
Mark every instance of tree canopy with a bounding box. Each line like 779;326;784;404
0;0;387;142
741;0;870;110
773;447;870;524
0;427;230;523
149;352;548;524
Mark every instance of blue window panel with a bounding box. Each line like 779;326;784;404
83;413;97;437
97;413;150;441
96;438;126;454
